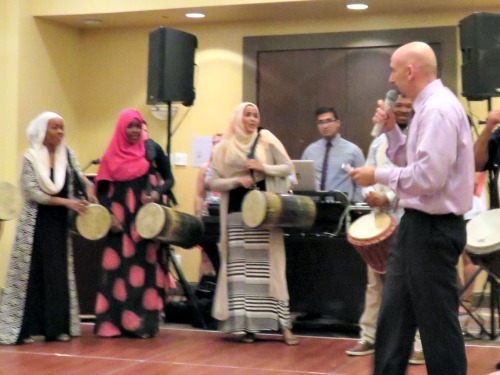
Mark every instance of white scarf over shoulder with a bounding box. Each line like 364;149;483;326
212;102;295;180
25;111;68;195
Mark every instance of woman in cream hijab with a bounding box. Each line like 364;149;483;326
0;112;96;345
208;102;298;345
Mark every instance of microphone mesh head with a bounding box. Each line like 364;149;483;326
386;89;398;103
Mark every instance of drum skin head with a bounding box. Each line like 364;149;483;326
76;204;112;241
466;208;500;254
0;181;23;221
242;190;267;228
349;212;392;240
136;203;166;239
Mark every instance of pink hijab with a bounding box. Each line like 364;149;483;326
95;109;150;182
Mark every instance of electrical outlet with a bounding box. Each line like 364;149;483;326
174;153;188;166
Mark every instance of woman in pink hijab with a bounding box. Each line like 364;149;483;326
94;109;174;339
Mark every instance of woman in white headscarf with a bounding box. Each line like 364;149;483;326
208;102;299;345
0;112;97;345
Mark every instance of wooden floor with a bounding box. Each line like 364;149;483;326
0;323;499;375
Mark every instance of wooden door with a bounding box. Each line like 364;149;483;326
257;46;395;158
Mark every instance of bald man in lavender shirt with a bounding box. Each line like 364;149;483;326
350;42;474;375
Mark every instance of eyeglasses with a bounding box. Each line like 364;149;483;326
316;118;339;125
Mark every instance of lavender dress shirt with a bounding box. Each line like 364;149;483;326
375;79;474;215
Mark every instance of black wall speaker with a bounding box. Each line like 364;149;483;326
147;27;197;106
459;12;500;101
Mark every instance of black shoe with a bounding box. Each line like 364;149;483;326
345;340;375;356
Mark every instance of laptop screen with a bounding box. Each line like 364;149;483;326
292;160;317;191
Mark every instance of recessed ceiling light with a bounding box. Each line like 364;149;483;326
347;3;369;10
83;19;103;27
185;12;205;19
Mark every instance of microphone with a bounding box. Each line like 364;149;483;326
83;158;101;172
247;127;264;159
371;89;398;138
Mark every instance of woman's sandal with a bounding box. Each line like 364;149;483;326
22;337;35;344
241;332;256;343
282;329;299;346
56;334;71;342
284;335;299;346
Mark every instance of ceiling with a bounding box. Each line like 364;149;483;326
37;0;500;30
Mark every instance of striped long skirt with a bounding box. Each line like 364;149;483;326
220;213;291;333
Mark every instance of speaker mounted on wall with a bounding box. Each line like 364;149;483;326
459;12;500;101
147;27;198;106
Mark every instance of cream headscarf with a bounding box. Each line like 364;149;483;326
25;111;68;195
212;102;294;180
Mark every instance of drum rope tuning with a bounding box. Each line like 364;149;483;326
241;190;354;236
241;190;317;231
347;211;396;274
136;202;203;249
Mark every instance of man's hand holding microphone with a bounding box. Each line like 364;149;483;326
350;90;400;187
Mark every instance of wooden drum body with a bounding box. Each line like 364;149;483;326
76;204;112;241
347;212;396;274
0;181;22;221
466;208;500;280
136;203;203;249
241;190;317;230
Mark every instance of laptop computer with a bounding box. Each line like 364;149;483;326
291;160;318;192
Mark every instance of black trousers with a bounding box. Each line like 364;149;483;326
373;209;467;375
19;205;70;342
199;237;220;277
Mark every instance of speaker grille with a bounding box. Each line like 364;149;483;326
147;27;197;105
459;12;500;101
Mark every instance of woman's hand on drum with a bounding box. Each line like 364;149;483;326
66;199;88;214
85;185;98;204
238;175;254;189
110;214;124;233
245;159;265;172
349;166;376;187
364;191;389;208
141;190;160;205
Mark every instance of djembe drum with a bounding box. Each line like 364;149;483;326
0;181;23;239
136;203;203;249
0;181;23;222
347;212;397;274
241;190;316;231
75;204;112;241
465;208;500;281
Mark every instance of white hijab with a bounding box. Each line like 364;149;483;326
25;111;68;195
213;102;261;178
212;102;295;180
